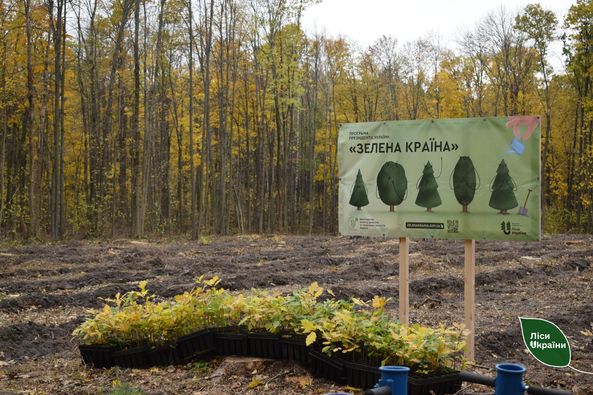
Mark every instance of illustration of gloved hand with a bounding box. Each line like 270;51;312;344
506;116;539;155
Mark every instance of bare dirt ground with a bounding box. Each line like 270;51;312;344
0;235;592;394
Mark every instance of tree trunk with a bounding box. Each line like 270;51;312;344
198;0;215;238
188;0;197;239
102;0;133;234
117;79;128;229
216;0;228;234
50;0;64;239
131;0;141;236
139;0;152;237
24;0;38;238
0;32;6;234
167;61;183;230
227;7;238;234
59;1;66;236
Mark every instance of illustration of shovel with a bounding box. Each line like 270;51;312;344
518;189;533;216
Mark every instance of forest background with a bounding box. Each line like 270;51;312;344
1;0;592;240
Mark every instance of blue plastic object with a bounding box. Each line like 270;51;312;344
510;138;525;155
495;363;527;395
375;366;409;395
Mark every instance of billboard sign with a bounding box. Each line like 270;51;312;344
338;116;541;241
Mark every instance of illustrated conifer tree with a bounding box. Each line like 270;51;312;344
415;161;441;212
489;159;518;214
452;156;477;213
349;169;369;210
377;161;407;212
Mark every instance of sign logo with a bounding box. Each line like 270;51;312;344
501;221;511;235
519;317;593;374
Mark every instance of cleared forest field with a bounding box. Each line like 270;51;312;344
0;235;591;394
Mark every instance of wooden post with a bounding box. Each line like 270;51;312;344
399;237;409;325
464;239;476;361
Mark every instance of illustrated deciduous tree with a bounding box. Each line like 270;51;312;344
377;161;407;212
349;169;369;210
453;156;477;213
415;161;441;212
489;159;518;214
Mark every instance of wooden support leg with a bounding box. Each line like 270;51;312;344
464;239;476;362
399;237;409;326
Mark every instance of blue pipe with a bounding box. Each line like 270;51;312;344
364;366;410;395
367;362;570;395
379;366;410;395
460;362;570;395
495;363;527;395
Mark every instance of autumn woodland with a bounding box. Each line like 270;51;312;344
1;0;593;239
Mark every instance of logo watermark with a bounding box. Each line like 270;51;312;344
519;317;592;374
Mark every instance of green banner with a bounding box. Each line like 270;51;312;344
338;116;541;241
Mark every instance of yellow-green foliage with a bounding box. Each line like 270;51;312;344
73;278;465;373
73;276;229;346
299;294;466;373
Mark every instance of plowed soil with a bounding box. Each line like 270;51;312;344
0;235;592;394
